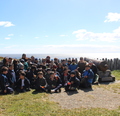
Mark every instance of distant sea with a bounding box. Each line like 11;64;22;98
0;53;120;60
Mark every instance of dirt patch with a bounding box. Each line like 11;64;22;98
49;87;120;110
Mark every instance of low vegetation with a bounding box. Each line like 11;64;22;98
0;68;120;115
112;70;120;80
0;90;120;116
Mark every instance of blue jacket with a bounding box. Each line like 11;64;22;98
82;69;94;84
69;63;78;71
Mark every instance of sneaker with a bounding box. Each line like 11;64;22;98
51;89;55;93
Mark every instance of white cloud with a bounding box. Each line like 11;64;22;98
60;35;68;37
0;21;15;27
5;37;11;40
35;37;39;39
73;27;120;42
4;45;18;49
1;44;120;54
45;35;48;37
8;34;14;36
104;12;120;22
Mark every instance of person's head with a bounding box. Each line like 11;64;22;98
37;68;43;72
31;56;35;61
68;60;71;64
13;59;19;65
58;63;62;68
54;58;58;62
34;58;38;63
19;63;24;70
37;71;43;78
46;68;51;74
89;61;93;66
31;65;36;71
8;64;14;70
53;65;57;70
20;59;25;64
85;65;91;70
63;68;68;74
1;66;8;74
8;57;12;63
27;58;31;62
72;59;76;63
46;56;50;60
50;71;55;78
70;71;76;77
22;54;26;59
3;57;8;65
80;57;84;61
42;59;46;64
19;71;26;79
62;59;66;64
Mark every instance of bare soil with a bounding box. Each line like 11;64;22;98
49;82;120;110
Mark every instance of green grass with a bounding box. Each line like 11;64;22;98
0;57;3;61
0;90;120;116
112;70;120;80
0;70;120;116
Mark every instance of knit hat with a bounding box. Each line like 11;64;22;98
70;71;76;75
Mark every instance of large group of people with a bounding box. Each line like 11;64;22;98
0;54;99;95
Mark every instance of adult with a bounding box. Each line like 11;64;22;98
78;57;87;74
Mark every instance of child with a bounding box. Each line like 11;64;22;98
15;71;30;92
47;71;62;93
26;65;37;89
0;66;14;94
65;71;80;91
80;65;94;88
7;64;16;89
35;72;48;92
45;68;51;80
61;68;70;86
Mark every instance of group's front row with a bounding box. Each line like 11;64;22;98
0;65;94;95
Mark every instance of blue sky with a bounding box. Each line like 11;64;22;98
0;0;120;54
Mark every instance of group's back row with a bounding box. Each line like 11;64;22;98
0;54;98;94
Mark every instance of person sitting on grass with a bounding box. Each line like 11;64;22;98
64;71;80;91
15;71;30;93
80;65;94;88
7;64;16;89
26;65;37;89
0;66;14;94
35;72;48;92
47;71;62;93
61;68;70;86
88;61;99;84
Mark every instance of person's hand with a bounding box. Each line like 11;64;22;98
4;90;7;93
71;81;74;84
21;86;23;89
84;76;88;78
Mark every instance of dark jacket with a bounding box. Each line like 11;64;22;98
0;74;10;91
47;76;62;89
69;76;80;87
16;77;30;89
78;61;87;74
6;69;16;85
91;64;98;74
35;77;47;88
